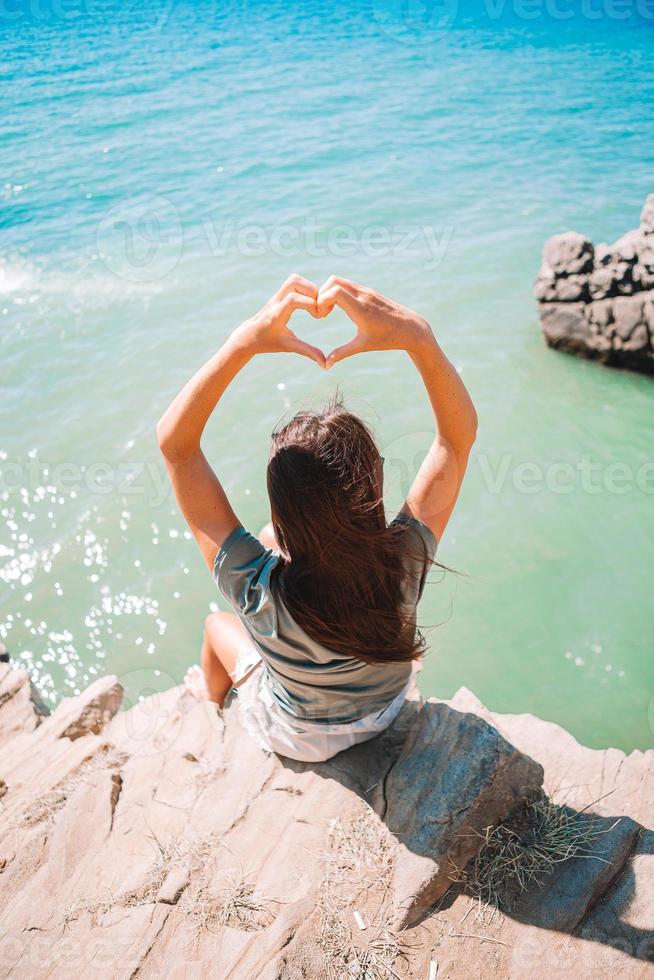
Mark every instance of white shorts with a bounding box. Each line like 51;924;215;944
229;648;415;764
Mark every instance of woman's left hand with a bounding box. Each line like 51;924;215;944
232;274;326;367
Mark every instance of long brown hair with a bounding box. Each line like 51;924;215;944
266;397;428;665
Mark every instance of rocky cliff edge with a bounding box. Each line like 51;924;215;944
0;664;652;979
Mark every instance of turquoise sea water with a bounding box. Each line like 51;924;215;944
1;1;653;751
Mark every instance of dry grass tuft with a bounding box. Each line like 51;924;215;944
319;897;408;980
59;831;221;927
178;840;275;934
317;811;414;980
456;792;617;913
179;867;273;933
21;786;68;827
66;832;275;936
59;883;121;928
17;746;128;829
326;812;395;888
122;831;222;908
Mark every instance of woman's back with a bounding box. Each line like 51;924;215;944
214;514;437;725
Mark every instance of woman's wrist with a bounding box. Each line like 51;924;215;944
405;319;437;357
222;322;259;362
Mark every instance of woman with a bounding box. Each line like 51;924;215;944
157;275;477;762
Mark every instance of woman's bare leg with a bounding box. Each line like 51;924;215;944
186;525;278;705
185;611;255;707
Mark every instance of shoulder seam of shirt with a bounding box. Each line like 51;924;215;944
391;513;438;550
212;524;248;578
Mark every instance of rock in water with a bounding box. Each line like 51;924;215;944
535;194;654;374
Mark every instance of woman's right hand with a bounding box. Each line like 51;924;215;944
316;276;434;366
231;274;325;367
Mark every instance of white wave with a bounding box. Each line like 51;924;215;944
0;258;32;295
0;255;167;303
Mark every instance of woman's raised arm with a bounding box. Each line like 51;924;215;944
403;333;477;540
157;275;324;570
317;276;477;541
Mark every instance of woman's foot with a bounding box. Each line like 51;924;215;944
184;664;210;702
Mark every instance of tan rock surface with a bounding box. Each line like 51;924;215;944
0;670;652;979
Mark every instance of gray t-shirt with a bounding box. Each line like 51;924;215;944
214;514;437;725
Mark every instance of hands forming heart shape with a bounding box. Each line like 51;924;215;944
240;274;433;370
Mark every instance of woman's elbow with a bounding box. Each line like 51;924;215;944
156;418;196;463
156;417;177;458
457;412;478;456
467;408;478;447
156;417;168;449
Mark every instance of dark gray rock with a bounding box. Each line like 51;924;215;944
633;263;654;291
507;813;640;933
612;296;644;342
385;699;544;927
543;232;594;276
588;263;632;299
591;231;653;298
535;272;589;303
540;302;588;353
535;195;654;374
621;324;649;354
597;229;640;265
586;299;615;355
640;193;654;235
587;297;613;329
645;297;654;331
638;238;654;269
577;829;654;961
633;236;654;291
